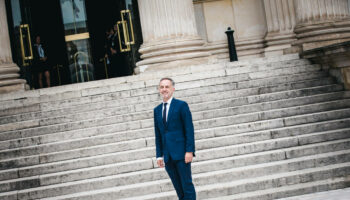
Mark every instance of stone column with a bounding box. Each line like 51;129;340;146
263;0;297;56
136;0;211;73
0;0;26;93
293;0;350;51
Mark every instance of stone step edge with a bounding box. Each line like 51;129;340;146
0;54;301;102
1;98;349;158
137;177;349;200
0;61;318;112
1;95;350;160
204;179;349;200
2;146;349;197
0;81;342;142
35;161;350;200
29;63;322;115
1;86;347;147
3;69;327;120
1;116;348;172
1;104;349;164
0;73;333;130
0;83;343;146
2;136;350;195
2;127;350;183
0;71;331;127
0;57;306;108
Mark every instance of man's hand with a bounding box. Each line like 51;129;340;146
157;159;165;168
185;152;193;163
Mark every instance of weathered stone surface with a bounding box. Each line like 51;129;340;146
0;54;349;199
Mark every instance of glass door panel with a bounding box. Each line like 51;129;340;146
60;0;93;83
8;0;34;87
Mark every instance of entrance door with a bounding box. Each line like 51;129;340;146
6;0;143;88
85;0;143;79
59;0;94;83
6;0;68;88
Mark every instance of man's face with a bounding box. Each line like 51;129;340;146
159;79;175;101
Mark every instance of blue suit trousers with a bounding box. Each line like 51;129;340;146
165;157;196;200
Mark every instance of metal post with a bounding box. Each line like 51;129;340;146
225;27;238;62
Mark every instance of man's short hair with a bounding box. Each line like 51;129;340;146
159;77;175;86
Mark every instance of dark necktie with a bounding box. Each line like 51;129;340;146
163;103;167;125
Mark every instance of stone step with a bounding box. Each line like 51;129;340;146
35;62;320;115
0;77;338;142
0;115;346;176
276;187;350;200
1;103;349;173
21;63;319;120
1;71;330;129
61;56;306;100
1;89;348;153
0;54;301;103
1;121;349;188
1;95;349;164
0;57;306;111
39;71;332;122
34;160;350;200
1;139;350;198
163;178;350;200
2;94;350;162
0;70;327;126
0;83;343;153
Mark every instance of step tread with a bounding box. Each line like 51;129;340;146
35;162;350;200
1;93;349;154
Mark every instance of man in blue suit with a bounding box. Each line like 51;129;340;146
154;77;196;200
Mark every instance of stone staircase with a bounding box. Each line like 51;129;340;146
0;54;350;200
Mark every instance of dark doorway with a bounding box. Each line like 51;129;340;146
85;0;123;80
29;0;69;87
6;0;143;89
85;0;143;79
6;0;69;88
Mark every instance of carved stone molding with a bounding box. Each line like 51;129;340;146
136;0;211;73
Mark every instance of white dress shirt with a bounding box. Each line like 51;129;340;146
157;97;173;161
162;97;173;123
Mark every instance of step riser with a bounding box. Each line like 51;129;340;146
2;131;349;185
63;57;306;100
227;181;350;200
0;110;350;169
196;165;350;200
2;139;349;200
20;64;321;113
34;164;350;200
1;118;349;175
4;150;349;198
0;83;345;143
38;120;350;165
1;54;350;200
31;71;328;122
0;84;343;153
33;74;333;127
1;93;348;157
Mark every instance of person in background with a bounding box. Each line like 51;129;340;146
33;35;51;88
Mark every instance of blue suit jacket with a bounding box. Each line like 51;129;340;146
154;98;195;162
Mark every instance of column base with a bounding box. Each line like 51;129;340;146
0;83;26;94
136;37;212;73
294;19;350;51
135;55;217;74
236;38;266;59
0;63;27;94
264;32;296;57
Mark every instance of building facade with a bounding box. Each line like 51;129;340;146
1;0;350;93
